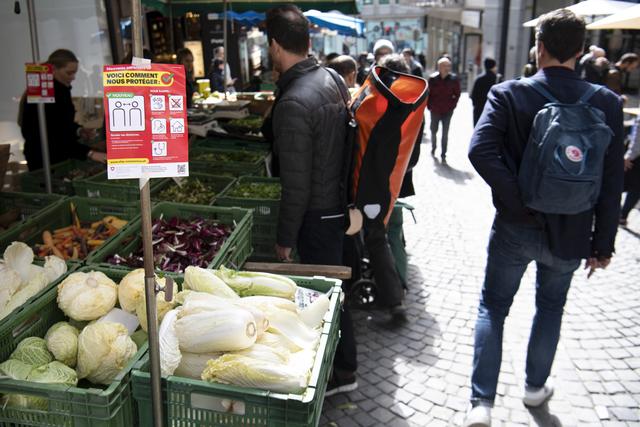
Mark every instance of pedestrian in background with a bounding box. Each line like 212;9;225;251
522;46;538;77
579;45;607;84
464;9;623;427
19;49;106;171
470;57;502;126
373;39;394;64
176;48;196;108
605;53;639;97
327;55;358;88
621;119;640;226
356;52;371;85
427;56;460;163
402;48;423;77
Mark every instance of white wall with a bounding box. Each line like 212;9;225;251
0;0;112;125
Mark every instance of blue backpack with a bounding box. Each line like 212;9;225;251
518;78;613;215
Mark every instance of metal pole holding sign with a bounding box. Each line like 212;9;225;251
26;0;52;194
131;0;164;425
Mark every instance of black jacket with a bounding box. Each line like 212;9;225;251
271;57;347;247
471;71;500;111
21;79;90;171
469;67;624;260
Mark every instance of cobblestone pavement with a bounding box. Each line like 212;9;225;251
320;94;640;427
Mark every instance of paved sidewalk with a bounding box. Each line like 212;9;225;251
320;94;640;426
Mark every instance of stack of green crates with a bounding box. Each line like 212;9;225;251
19;159;104;195
0;196;139;257
150;173;236;205
0;192;65;245
189;147;267;177
132;275;343;427
216;176;280;261
86;202;253;273
0;266;149;427
73;171;167;202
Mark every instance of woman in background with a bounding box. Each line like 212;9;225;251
20;49;105;171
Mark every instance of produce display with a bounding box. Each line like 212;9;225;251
0;268;175;410
107;216;232;272
225;116;263;132
227;181;281;199
62;164;103;182
159;265;330;395
0;242;66;321
193;150;264;164
157;178;218;205
35;206;128;260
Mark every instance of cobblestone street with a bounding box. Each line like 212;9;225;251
320;94;640;427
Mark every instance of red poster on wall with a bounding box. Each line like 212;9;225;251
25;63;55;103
103;63;189;179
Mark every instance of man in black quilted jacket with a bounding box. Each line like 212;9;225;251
266;5;358;396
266;5;347;264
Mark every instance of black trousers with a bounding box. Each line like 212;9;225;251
297;209;358;374
364;219;404;308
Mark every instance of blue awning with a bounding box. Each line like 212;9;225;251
304;9;365;37
221;10;265;26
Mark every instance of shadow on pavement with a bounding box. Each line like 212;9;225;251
620;225;640;239
526;401;563;427
321;264;440;426
432;158;474;185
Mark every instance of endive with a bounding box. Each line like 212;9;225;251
215;266;298;300
176;307;257;353
201;354;309;394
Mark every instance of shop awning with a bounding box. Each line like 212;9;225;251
587;3;640;29
304;9;365;37
522;0;636;27
221;10;265;26
144;0;359;14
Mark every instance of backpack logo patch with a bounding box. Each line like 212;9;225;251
565;145;584;163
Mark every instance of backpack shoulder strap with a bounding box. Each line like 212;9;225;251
521;77;559;104
578;83;601;104
325;67;352;107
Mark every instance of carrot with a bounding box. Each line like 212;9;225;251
71;247;79;260
53;225;74;234
87;239;105;246
43;231;54;247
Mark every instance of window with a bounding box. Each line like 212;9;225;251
379;0;390;4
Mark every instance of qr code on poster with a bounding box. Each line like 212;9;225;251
177;164;186;174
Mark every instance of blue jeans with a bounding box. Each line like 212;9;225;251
470;217;581;406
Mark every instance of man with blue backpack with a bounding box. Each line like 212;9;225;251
463;9;624;427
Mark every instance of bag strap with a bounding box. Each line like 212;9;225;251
521;77;559;103
578;83;601;104
325;67;352;107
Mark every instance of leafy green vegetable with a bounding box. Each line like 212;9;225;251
0;359;33;380
10;337;53;367
193;150;264;163
157;178;219;205
227;182;281;199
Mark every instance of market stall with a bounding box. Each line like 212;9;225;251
1;3;348;425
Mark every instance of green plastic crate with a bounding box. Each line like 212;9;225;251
19;159;104;195
150;173;236;205
0;191;65;241
216;176;281;261
190;147;267;177
0;266;150;427
193;137;270;153
73;171;167;202
0;196;139;260
86;202;253;272
132;276;343;427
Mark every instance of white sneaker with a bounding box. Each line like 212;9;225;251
462;404;491;427
523;384;554;408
